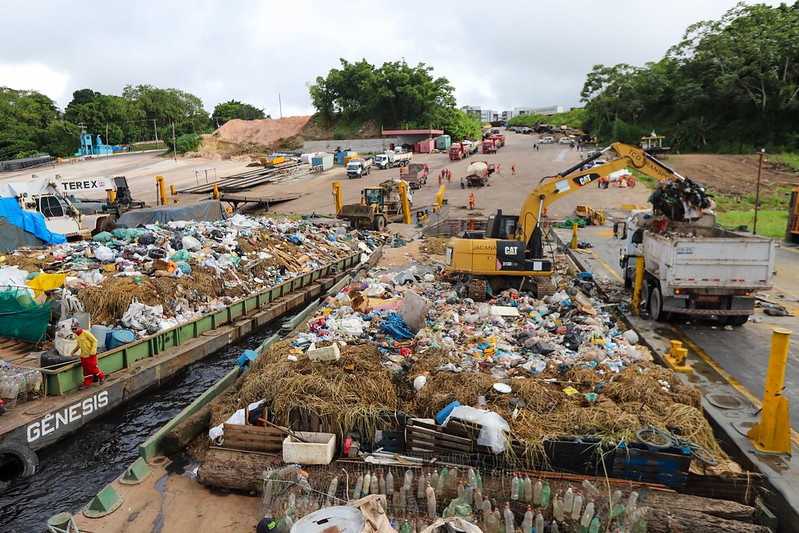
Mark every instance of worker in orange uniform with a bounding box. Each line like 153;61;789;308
71;322;105;387
438;172;442;185
469;192;475;210
511;164;516;175
446;169;452;183
497;164;502;174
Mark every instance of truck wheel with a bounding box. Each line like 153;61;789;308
373;216;386;231
622;259;632;288
724;315;749;326
649;286;671;322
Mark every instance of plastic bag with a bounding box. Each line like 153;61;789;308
93;231;114;243
182;236;202;251
95;246;115;262
444;406;509;454
208;400;265;444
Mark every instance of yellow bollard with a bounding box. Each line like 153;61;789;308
570;222;578;249
748;328;792;455
669;340;682;358
665;340;692;372
212;184;220;200
632;257;645;315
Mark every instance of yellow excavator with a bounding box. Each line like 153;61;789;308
445;142;683;297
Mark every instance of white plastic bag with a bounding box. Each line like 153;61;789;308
181;236;202;251
95;246;115;262
444;405;510;454
208;400;265;444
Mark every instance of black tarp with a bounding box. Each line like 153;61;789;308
115;200;227;227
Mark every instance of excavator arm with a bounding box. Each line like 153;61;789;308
515;142;685;252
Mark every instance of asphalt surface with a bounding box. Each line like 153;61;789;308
555;224;799;429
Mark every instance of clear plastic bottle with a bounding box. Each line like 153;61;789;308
353;474;364;500
582;479;602;499
522;507;533;533
379;473;387;495
628;505;649;523
466;483;474;505
534;510;544;533
503;502;514;533
580;500;595;528
473;487;483;508
404;470;414;491
283;514;294;531
370;472;380;495
563;487;574;515
417;472;427;499
363;472;372;497
532;478;541;505
457;481;466;503
426;483;437;519
386;470;395;495
326;476;338;505
553;496;564;522
540;482;551;508
482;496;493;520
571;491;583;521
487;510;500;533
468;467;478;487
523;476;533;503
449;467;459;488
511;474;520;501
625;491;639;517
588;514;601;533
550;520;560;533
431;469;440;492
436;468;447;496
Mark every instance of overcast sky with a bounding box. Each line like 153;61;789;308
0;0;781;118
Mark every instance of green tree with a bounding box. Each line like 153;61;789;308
212;100;265;125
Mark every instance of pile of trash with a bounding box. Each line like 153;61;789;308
649;177;715;221
226;265;725;461
1;214;380;338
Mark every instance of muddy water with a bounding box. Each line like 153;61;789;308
0;327;277;532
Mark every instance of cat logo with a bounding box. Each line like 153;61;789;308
504;246;518;255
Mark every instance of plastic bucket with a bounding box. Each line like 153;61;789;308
435;401;462;425
108;329;135;350
90;325;111;349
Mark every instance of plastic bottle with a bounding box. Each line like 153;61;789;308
287;492;296;515
363;472;372;497
371;472;380;495
503;502;514;533
431;469;440;493
283;515;294;531
563;487;574;515
550;520;560;533
417;472;427;499
487;510;500;533
476;469;484;490
625;491;639;517
540;482;551;508
588;514;601;533
353;474;364;500
468;467;477;487
571;492;583;521
473;487;483;508
511;474;520;501
580;500;595;528
436;468;447;496
404;470;414;491
532;478;541;505
482;496;493;519
457;481;466;503
401;519;411;533
518;476;525;502
426;483;437;519
326;476;339;505
522;507;533;533
534;510;544;533
466;483;474;505
553;496;564;522
449;467;459;488
628;505;649;524
379;473;387;495
386;470;395;495
582;479;602;499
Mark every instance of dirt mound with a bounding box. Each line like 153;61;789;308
668;154;797;196
196;116;312;159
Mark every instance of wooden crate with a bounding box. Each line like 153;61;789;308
222;423;285;453
405;418;474;454
611;442;692;490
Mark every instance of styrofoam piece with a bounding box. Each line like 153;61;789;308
307;343;341;362
490;305;520;317
283;432;336;465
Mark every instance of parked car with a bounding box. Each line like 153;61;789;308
539;137;555;144
559;137;572;144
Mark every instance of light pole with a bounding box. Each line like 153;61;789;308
754;148;765;235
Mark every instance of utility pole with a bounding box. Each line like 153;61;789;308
153;119;159;150
278;93;283;118
105;124;109;146
172;122;177;161
754;148;765;235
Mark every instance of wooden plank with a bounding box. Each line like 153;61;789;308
222;423;286;452
407;426;472;447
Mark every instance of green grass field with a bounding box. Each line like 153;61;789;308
715;209;787;238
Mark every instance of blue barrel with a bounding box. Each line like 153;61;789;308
107;329;136;350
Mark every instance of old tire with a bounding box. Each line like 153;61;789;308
724;315;750;326
373;216;386;231
0;440;38;480
649;285;671;322
92;216;116;236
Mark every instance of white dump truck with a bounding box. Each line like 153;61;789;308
619;211;776;325
373;151;412;170
346;157;374;179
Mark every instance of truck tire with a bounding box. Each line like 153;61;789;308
0;440;38;479
649;285;671;322
724;315;749;326
373;216;386;231
622;259;632;288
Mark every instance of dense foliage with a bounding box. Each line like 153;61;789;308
581;3;799;152
309;59;481;140
508;109;586;129
212;100;266;124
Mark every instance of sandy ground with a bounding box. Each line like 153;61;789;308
667;153;797;196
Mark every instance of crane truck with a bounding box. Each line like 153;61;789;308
445;143;701;298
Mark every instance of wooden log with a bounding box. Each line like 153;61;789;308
197;446;279;492
642;491;758;522
162;405;212;455
645;508;769;533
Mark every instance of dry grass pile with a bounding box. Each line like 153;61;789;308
419;237;448;256
229;339;398;438
78;277;164;323
4;253;53;272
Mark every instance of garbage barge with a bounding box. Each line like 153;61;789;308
69;243;781;532
0;213;381;479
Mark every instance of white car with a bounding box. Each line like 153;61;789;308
559;137;572;144
539;137;555;144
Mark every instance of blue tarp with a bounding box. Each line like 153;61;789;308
380;312;415;341
0;197;67;246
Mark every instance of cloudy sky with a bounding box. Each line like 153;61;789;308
0;0;780;117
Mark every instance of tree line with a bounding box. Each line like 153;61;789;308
580;2;799;152
0;85;265;159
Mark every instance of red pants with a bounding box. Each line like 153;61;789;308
81;354;105;387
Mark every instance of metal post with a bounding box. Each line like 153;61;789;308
754;149;765;235
632;256;645;315
171;122;177;162
156;176;167;206
748;328;792;455
153;119;159;150
570;222;578;249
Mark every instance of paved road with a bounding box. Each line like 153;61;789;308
555;224;799;429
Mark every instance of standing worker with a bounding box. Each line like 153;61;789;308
497;163;502;174
446;169;452;183
460;177;465;189
438;172;443;186
71;322;105;387
469;192;475;210
511;164;516;175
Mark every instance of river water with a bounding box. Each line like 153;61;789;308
0;326;277;532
